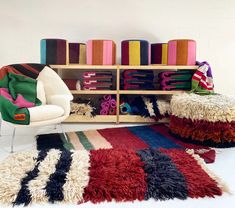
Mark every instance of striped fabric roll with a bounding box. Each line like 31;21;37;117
86;40;116;65
69;43;86;64
167;39;196;65
40;39;67;65
151;43;168;65
121;40;150;65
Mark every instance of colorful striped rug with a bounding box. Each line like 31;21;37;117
0;148;228;206
37;124;216;163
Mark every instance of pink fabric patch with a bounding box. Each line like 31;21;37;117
86;40;93;64
0;88;35;108
187;41;196;65
167;40;177;65
103;41;113;65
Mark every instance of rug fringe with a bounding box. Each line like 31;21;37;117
186;149;231;194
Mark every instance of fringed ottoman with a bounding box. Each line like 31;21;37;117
69;43;86;64
170;93;235;147
86;40;116;65
167;39;196;65
40;39;68;65
121;40;150;65
151;43;168;65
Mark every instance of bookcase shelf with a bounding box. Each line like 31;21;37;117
51;64;198;123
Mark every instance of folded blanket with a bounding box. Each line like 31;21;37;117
124;83;155;90
161;85;191;91
82;71;112;79
160;80;192;87
158;71;194;79
123;70;154;79
0;64;45;125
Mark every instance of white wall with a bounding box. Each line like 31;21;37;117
0;0;234;95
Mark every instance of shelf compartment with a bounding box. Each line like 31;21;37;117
50;64;117;69
70;90;117;94
119;115;169;123
119;90;186;95
119;65;198;70
64;115;117;123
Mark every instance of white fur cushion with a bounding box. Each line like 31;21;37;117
36;80;46;105
28;105;64;122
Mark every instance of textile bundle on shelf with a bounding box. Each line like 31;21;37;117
167;39;196;65
86;40;116;65
40;39;67;65
69;43;86;64
100;95;116;115
158;70;194;91
170;93;235;147
151;43;168;65
121;40;150;65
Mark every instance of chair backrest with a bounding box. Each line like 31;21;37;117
37;66;73;100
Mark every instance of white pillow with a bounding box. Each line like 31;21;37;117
36;80;46;105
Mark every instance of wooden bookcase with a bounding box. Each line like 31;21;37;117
50;64;198;124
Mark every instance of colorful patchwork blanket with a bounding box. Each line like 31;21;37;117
0;64;45;124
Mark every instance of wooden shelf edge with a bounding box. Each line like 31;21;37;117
119;115;169;123
64;115;117;123
71;90;117;94
119;90;186;95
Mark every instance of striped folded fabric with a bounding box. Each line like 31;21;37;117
121;40;150;65
82;71;112;79
86;40;116;65
69;43;86;64
63;79;81;90
0;148;227;205
40;39;67;65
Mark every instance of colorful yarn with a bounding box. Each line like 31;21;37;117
167;39;196;65
120;102;132;114
40;39;67;65
86;40;116;65
100;95;116;115
151;43;168;65
121;40;150;65
69;43;86;64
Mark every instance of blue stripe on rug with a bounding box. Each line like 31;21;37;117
127;126;182;148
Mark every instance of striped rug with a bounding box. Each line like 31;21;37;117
0;148;228;206
37;124;215;163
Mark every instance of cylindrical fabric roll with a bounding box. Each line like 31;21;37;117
40;39;67;65
151;43;168;65
120;102;132;115
69;43;86;64
121;40;150;65
63;79;81;90
86;40;116;65
167;39;196;65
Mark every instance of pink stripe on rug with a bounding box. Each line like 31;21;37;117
67;132;85;150
97;127;149;150
83;130;112;149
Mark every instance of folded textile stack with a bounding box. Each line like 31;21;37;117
122;70;154;90
158;70;194;90
82;71;113;90
63;79;81;90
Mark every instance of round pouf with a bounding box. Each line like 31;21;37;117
69;43;86;64
170;93;235;147
121;40;150;65
151;43;168;65
86;40;116;65
167;39;196;65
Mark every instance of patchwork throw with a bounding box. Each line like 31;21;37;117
121;40;150;65
0;64;45;124
40;39;67;65
170;93;235;146
37;124;216;163
0;148;227;206
167;39;196;65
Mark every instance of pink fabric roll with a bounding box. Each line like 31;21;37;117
167;39;196;65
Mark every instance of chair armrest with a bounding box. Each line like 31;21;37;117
47;95;73;117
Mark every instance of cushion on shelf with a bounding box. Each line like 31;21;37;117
169;93;235;146
69;43;86;64
151;43;168;65
121;40;150;65
40;39;67;65
86;40;116;65
167;39;196;65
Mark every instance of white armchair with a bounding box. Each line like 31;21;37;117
0;66;73;152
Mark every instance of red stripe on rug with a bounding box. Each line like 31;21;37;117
83;149;146;203
160;148;222;198
97;127;149;150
